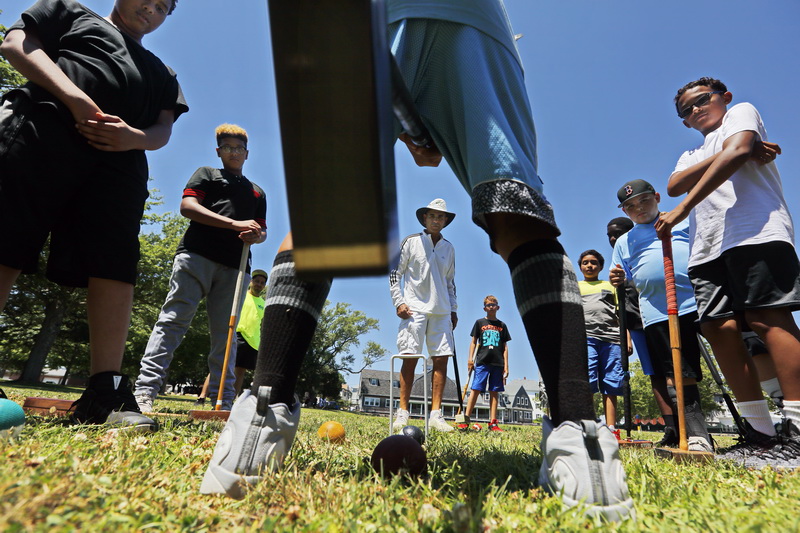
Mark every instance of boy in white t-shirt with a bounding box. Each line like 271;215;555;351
657;77;800;463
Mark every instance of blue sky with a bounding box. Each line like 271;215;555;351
4;1;799;388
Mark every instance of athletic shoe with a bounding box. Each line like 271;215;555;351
70;372;158;433
611;428;621;441
456;422;470;431
392;408;410;433
688;436;714;453
488;419;504;432
0;388;6;399
200;386;300;499
538;416;635;522
134;393;154;414
656;427;679;447
194;397;207;406
428;410;454;432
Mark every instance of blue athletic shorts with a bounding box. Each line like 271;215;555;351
471;364;504;392
630;329;654;375
389;19;559;236
587;337;624;395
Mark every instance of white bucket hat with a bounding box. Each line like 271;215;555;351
416;198;456;228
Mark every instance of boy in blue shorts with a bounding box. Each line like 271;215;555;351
610;180;714;451
658;77;800;463
201;1;634;519
460;295;510;432
0;0;187;431
577;250;624;438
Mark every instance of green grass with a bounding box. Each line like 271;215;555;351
2;381;799;532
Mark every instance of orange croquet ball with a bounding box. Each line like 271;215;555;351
317;420;346;443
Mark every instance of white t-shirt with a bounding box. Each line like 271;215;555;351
673;102;795;267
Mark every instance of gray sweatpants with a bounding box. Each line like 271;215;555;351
135;252;249;407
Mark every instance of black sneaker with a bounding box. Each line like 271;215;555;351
194;397;207;406
656;427;679;447
716;419;779;460
0;388;6;399
70;372;158;433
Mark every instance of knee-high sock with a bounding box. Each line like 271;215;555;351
251;251;331;405
507;239;594;424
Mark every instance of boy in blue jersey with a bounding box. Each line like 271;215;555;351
610;180;713;451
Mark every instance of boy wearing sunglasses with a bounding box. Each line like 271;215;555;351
657;77;800;463
134;124;267;413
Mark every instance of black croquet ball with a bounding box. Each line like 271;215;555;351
401;424;425;445
370;435;427;478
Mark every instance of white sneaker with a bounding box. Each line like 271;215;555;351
688;436;714;453
428;410;454;432
392;408;410;432
200;386;300;499
538;416;635;521
134;393;154;414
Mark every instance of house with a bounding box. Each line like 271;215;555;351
504;378;546;421
358;368;464;420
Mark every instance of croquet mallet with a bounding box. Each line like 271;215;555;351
653;233;713;462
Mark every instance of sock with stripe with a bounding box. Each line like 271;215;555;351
507;239;594;424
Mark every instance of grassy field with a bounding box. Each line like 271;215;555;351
2;381;799;532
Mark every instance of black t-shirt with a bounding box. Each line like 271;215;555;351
470;318;511;367
176;167;267;270
8;0;188;128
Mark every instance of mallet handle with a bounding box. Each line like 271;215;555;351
661;234;688;451
215;243;251;411
390;55;433;148
617;285;633;439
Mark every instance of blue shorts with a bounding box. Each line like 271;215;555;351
587;337;624;395
389;19;558;236
471;364;504;392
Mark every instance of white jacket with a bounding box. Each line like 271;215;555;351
389;232;457;315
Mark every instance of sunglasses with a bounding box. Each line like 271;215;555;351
677;91;723;119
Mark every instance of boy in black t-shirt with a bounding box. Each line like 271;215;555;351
134;124;267;413
459;295;511;432
0;0;187;430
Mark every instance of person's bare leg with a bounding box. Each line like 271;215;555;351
701;318;763;401
199;374;210;399
430;355;449;411
87;277;133;375
0;265;22;313
746;308;800;400
604;394;617;428
234;367;247;397
489;391;499;421
465;388;480;418
650;376;673;415
398;358;418;411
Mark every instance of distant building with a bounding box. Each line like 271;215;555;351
358;368;464;420
504;378;546;421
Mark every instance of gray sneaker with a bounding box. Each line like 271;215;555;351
392;408;410;433
134;393;154;414
200;386;300;499
538;417;635;522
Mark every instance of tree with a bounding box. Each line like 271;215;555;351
626;358;719;420
0;15;28;92
297;301;388;400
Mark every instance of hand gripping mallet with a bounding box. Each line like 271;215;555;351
654;234;713;462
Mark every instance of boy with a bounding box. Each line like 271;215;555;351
460;295;510;432
390;199;458;433
610;180;713;451
201;0;634;520
0;0;187;430
577;250;624;437
134;124;266;413
658;77;800;462
232;269;267;397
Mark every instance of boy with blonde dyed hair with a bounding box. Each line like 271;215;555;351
134;123;267;413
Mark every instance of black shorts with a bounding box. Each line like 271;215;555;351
235;333;257;370
0;95;149;287
644;312;704;380
688;242;800;323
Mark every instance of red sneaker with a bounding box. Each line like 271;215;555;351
456;422;470;431
612;428;622;441
488;419;503;432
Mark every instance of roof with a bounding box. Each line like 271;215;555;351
360;368;461;402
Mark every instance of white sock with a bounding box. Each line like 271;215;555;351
783;400;800;426
738;400;776;436
761;377;783;401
